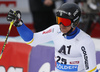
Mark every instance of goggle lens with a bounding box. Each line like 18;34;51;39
56;17;71;26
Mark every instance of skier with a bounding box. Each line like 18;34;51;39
7;3;97;72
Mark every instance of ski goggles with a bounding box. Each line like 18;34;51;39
56;16;71;26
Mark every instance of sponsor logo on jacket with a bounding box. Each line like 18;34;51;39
42;29;53;34
81;46;89;70
56;62;78;71
70;61;79;64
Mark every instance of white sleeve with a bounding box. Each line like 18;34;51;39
79;39;97;72
26;25;59;46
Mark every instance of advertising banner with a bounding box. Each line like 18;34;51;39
0;41;55;72
0;42;32;72
29;45;55;72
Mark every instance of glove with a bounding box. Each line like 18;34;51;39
7;9;23;27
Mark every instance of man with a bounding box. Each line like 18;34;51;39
29;0;56;32
7;3;97;72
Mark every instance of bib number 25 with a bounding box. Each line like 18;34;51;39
57;56;67;64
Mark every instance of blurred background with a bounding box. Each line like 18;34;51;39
0;0;100;72
0;0;100;37
0;0;100;38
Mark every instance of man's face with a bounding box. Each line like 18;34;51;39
59;24;72;33
56;16;72;33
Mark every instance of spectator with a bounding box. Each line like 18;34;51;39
29;0;56;32
74;0;100;35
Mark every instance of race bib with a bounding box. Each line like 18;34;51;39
56;62;78;71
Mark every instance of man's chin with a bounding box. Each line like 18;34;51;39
60;28;68;33
61;30;67;33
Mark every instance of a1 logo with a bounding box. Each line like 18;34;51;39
0;66;23;72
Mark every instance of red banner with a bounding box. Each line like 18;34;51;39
0;1;16;7
0;42;32;72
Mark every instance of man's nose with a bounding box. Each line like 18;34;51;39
59;22;65;27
